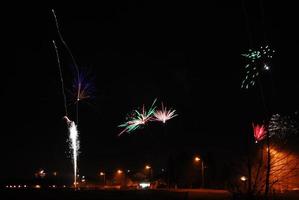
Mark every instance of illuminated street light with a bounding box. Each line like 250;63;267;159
117;169;123;174
240;176;248;182
240;176;248;191
81;176;86;183
194;157;201;162
100;172;106;184
145;165;151;170
145;165;153;180
194;155;205;188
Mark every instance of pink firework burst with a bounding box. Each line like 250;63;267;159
252;123;267;143
153;103;178;123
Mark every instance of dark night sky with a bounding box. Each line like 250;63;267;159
4;1;299;181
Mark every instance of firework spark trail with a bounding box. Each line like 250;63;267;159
52;9;80;124
52;40;68;116
153;103;178;123
64;116;79;187
268;113;298;140
252;123;267;143
118;99;157;136
52;10;82;188
72;70;95;103
241;45;275;89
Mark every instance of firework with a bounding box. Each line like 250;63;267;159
64;116;80;186
252;123;267;143
241;45;275;89
153;103;178;123
72;70;95;103
268;113;298;140
118;99;157;136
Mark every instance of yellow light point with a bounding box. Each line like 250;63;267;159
240;176;247;181
117;169;123;174
194;156;200;162
145;165;151;170
35;185;41;189
100;172;105;176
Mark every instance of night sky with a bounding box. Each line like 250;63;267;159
5;1;299;181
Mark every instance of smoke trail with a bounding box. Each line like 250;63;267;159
52;9;80;124
52;40;68;116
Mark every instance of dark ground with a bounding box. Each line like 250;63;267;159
2;188;299;200
0;188;231;200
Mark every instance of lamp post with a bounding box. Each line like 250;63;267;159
100;172;106;185
194;156;205;188
240;176;248;192
117;169;125;187
145;165;152;180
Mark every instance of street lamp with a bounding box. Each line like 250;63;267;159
194;156;205;188
240;176;247;191
100;172;106;185
145;165;153;180
240;176;247;182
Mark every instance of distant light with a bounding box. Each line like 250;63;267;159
24;185;27;188
63;185;66;188
18;185;21;188
53;172;57;176
161;168;165;172
127;170;131;173
100;172;105;176
117;170;123;174
6;185;8;188
13;185;16;188
139;182;150;189
9;185;12;188
240;176;247;182
145;165;151;170
194;156;200;162
52;185;56;188
263;64;270;71
35;185;41;189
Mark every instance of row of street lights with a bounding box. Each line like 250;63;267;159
99;165;152;180
98;156;205;188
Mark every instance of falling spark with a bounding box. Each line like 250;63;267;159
64;116;80;187
253;123;267;143
241;45;275;89
118;99;157;136
153;103;178;123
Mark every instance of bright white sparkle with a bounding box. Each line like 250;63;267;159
154;103;178;123
66;118;80;187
